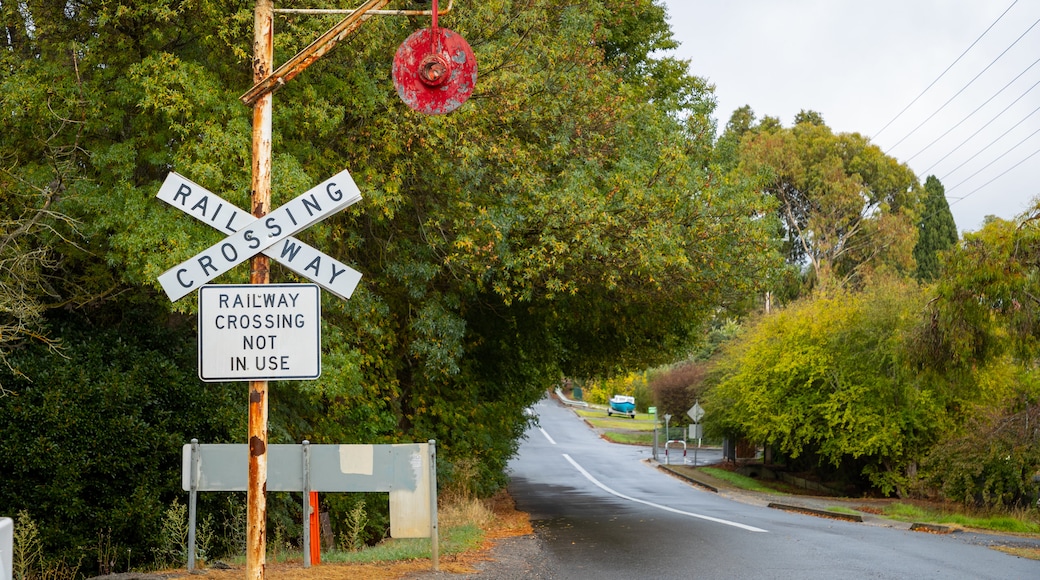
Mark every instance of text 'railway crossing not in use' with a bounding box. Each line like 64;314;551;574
198;284;321;382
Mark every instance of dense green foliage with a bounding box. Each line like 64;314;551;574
707;281;939;495
700;107;1037;506
924;397;1040;508
0;301;241;563
705;214;1040;505
916;216;1040;506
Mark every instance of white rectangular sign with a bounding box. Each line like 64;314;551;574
158;169;362;301
198;284;321;381
155;173;362;301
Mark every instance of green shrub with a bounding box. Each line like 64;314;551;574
0;305;240;573
339;500;368;552
325;493;389;551
924;404;1040;508
153;498;187;567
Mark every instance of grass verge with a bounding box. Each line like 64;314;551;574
882;502;1040;535
602;431;654;445
695;467;783;495
316;523;484;564
575;409;656;425
673;465;1040;545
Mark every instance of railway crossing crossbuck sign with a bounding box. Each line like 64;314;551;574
156;170;363;302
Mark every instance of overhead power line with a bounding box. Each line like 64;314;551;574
884;15;1040;153
923;79;1040;176
871;0;1018;140
947;145;1040;207
906;56;1040;164
945;124;1040;192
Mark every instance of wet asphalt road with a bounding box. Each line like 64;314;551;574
506;397;1040;580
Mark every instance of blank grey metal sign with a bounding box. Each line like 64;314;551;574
182;442;434;538
0;517;11;580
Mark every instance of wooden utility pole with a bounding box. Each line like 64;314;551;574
248;0;274;577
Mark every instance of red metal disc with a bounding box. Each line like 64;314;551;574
393;27;477;115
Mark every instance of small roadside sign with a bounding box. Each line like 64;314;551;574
198;284;321;382
648;406;657;415
688;402;705;423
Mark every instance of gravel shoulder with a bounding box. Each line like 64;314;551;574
401;534;556;580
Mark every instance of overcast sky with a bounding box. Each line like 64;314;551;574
660;0;1040;233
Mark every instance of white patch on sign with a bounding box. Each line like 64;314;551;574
410;450;423;482
338;445;374;475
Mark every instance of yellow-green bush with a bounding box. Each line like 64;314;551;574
581;373;650;410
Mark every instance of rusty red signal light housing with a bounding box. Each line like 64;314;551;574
392;1;476;115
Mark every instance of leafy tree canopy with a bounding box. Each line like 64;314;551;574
725;110;921;293
923;214;1040;373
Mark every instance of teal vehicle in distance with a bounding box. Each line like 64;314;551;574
607;395;636;418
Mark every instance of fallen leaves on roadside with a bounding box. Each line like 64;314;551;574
160;490;533;580
992;545;1040;561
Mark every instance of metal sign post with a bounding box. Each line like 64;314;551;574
687;401;705;466
243;4;381;573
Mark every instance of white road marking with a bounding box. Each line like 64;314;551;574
539;427;557;445
562;453;768;533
